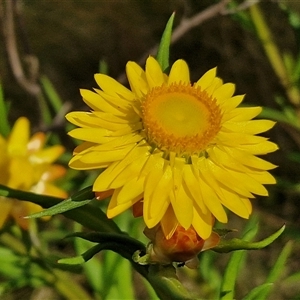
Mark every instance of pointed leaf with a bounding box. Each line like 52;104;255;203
25;186;95;219
214;225;285;253
219;221;259;300
156;13;175;72
242;283;274;300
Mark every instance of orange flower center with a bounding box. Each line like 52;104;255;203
141;83;222;155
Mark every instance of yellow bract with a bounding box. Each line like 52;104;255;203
0;117;67;229
67;56;278;240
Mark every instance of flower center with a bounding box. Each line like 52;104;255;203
141;83;222;155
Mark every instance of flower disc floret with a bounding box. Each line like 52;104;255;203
142;83;222;155
67;56;278;240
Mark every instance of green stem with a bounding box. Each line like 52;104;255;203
250;4;300;106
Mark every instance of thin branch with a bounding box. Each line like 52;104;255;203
117;0;230;84
223;0;260;15
2;0;40;96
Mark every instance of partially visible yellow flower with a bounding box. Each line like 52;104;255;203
0;117;67;229
67;56;278;240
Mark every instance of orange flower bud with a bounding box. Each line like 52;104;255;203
144;225;220;267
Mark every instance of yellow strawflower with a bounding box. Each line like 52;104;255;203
67;57;278;239
0;117;67;229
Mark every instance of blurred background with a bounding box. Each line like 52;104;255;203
1;0;300;299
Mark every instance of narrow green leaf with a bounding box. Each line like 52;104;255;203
40;76;64;113
214;224;285;253
25;199;92;219
219;222;259;300
58;244;104;265
0;184;121;233
242;283;274;300
0;83;10;137
156;12;175;72
25;186;95;219
258;241;293;299
284;271;300;284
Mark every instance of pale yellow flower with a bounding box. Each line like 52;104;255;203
67;57;278;239
0;117;67;229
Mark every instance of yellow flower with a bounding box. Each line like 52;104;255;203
66;57;278;240
0;117;67;229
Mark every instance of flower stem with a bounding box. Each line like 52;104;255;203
250;4;300;106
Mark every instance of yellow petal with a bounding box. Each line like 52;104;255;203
93;145;149;190
227;170;269;196
67;111;131;130
207;146;255;174
171;156;185;194
143;157;166;227
238;141;278;155
107;188;140;218
31;146;64;164
95;89;134;112
205;77;223;94
8;117;30;156
212;83;235;103
68;128;114;143
248;170;276;184
76;143;135;166
192;207;213;240
160;206;178;239
150;164;173;218
80;89;124;116
145;198;170;229
182;165;207;214
110;153;148;188
224;147;277;170
69;155;108;170
145;56;165;88
216;131;268;147
8;158;34;190
222;120;276;135
168;59;190;84
196;67;217;90
170;185;193;230
116;176;144;204
199;179;228;223
221;94;245;111
126;61;148;98
219;186;251;219
94;73;134;100
223;107;262;122
73;142;96;154
205;158;254;198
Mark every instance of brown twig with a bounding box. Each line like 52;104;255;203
117;0;230;84
2;0;40;96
